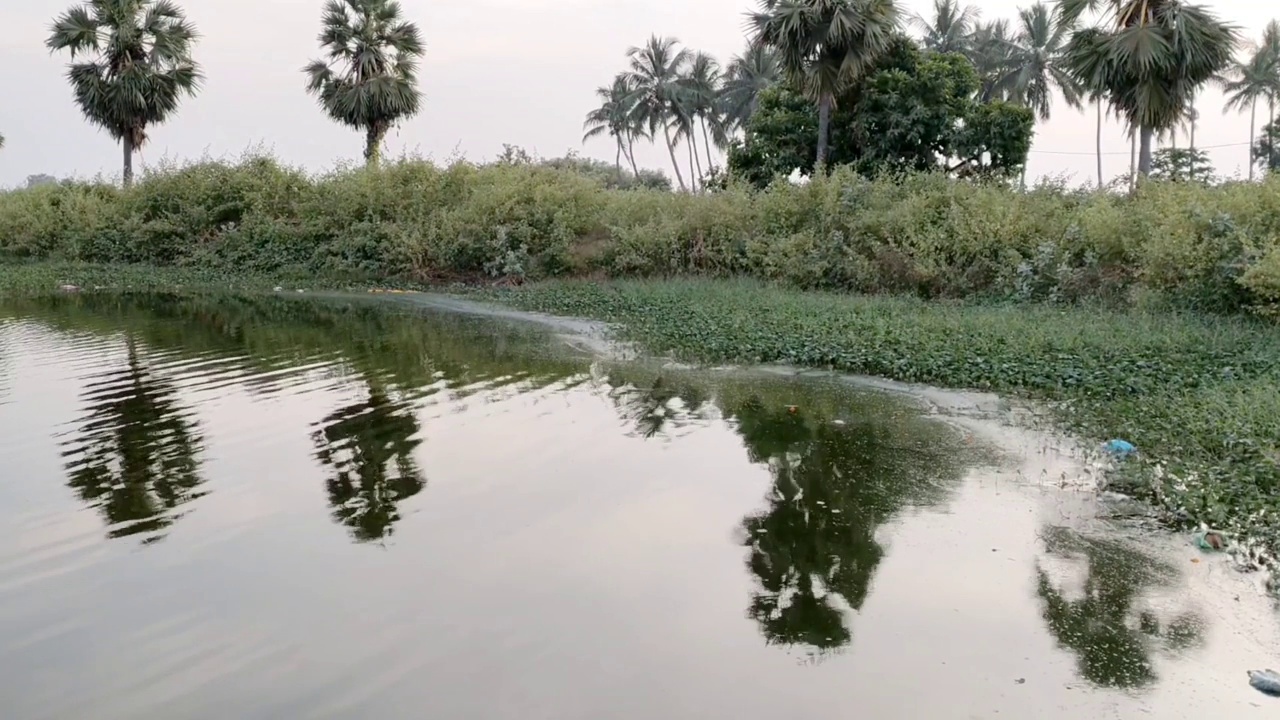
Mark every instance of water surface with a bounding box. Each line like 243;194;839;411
0;293;1275;719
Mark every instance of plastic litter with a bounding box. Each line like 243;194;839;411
1104;439;1136;459
1248;669;1280;696
1194;529;1228;551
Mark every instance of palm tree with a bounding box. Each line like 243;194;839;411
1005;3;1085;183
686;52;726;176
911;0;981;54
583;75;643;176
304;0;424;168
46;0;201;186
719;44;782;132
624;35;692;191
967;19;1017;102
1262;21;1280;133
750;0;902;168
1219;47;1279;181
1059;0;1239;177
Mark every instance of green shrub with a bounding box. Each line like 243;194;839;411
5;153;1280;315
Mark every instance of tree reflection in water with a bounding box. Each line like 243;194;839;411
311;380;426;543
1035;525;1205;689
604;371;973;657
60;337;206;543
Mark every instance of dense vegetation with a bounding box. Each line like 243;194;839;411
6;156;1280;316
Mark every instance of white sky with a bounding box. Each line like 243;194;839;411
0;0;1273;188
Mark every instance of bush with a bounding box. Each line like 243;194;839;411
4;153;1280;315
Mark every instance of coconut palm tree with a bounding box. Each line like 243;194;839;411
967;19;1018;102
749;0;902;168
46;0;201;186
303;0;424;168
583;74;643;176
625;35;692;191
1262;21;1280;133
911;0;981;55
1005;3;1085;183
686;52;726;176
720;44;782;132
1218;47;1279;181
1059;0;1239;177
1007;4;1083;120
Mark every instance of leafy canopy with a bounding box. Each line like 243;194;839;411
727;36;1034;185
303;0;424;134
1060;0;1239;134
45;0;202;148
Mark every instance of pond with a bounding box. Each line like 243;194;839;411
0;292;1275;719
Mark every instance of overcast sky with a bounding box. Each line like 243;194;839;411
0;0;1273;188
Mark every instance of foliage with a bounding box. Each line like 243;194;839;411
488;277;1280;582
748;0;902;166
303;0;424;167
1060;0;1239;175
727;40;1035;183
45;0;202;185
911;0;980;55
1149;148;1215;183
7;155;1280;315
1255;120;1280;173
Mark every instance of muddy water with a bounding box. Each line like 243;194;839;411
0;292;1276;719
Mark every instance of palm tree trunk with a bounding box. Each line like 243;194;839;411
700;117;715;174
662;125;687;191
815;93;833;169
615;139;623;176
1138;125;1154;177
688;132;704;192
364;123;388;168
1096;101;1103;189
1129;127;1137;192
625;136;641;177
1249;98;1257;182
122;133;135;187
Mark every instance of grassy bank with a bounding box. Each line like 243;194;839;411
486;279;1280;577
6;156;1280;316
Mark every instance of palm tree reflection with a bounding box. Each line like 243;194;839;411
311;379;426;543
61;337;206;543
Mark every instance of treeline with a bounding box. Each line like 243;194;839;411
586;0;1280;189
9;0;1279;191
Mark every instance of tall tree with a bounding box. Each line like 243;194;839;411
1006;3;1084;184
583;74;643;176
46;0;201;186
720;44;783;132
1213;49;1274;180
686;52;726;175
624;35;692;191
966;19;1017;102
911;0;981;54
304;0;424;168
1059;0;1239;177
750;0;902;168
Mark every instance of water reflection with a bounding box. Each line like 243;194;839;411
1035;526;1205;689
312;380;426;542
727;388;969;657
59;337;207;543
603;368;976;657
